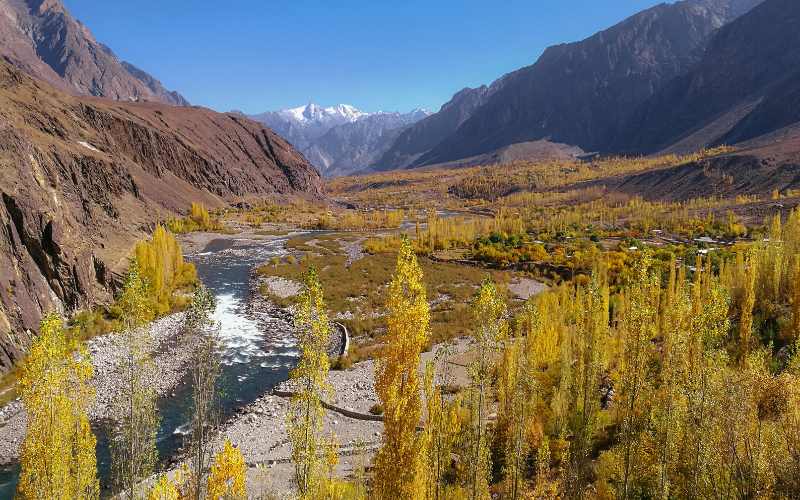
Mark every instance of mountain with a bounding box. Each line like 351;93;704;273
619;0;800;154
0;0;188;105
377;0;764;170
304;109;430;177
374;81;506;170
252;103;368;152
251;104;430;176
0;60;320;373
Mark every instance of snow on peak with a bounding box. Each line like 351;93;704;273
283;103;367;124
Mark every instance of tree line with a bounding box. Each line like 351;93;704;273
14;209;800;498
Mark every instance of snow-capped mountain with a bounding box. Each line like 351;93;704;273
250;103;430;177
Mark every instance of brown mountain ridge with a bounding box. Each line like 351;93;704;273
0;60;321;373
0;0;187;105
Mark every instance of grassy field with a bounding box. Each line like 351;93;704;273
257;233;517;359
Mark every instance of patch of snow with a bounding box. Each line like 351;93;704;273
77;141;101;153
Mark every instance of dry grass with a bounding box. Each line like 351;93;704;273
257;245;514;350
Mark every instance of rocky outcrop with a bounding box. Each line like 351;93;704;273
0;0;187;105
0;60;321;373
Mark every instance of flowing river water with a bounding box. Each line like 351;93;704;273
0;233;300;498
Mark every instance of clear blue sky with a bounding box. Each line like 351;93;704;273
63;0;662;114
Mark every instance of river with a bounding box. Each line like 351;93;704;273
0;233;299;498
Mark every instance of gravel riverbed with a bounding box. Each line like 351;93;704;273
0;313;188;465
217;337;472;497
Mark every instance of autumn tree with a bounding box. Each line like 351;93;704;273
739;250;757;363
17;313;99;499
287;267;334;498
183;285;221;499
111;265;160;499
423;358;462;500
466;280;507;500
207;440;247;499
616;257;659;499
134;224;197;315
147;473;182;500
373;237;430;499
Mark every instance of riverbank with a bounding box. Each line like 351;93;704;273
0;313;188;465
214;337;472;497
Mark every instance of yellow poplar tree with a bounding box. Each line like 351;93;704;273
147;473;181;500
423;360;462;500
373;236;430;499
112;265;160;500
17;313;99;500
287;267;333;498
467;279;507;500
207;440;247;499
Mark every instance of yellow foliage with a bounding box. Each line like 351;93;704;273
287;268;335;498
207;440;247;500
373;237;430;499
168;202;224;233
134;224;197;316
310;209;405;231
147;472;183;500
17;314;98;500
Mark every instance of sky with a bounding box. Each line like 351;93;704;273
62;0;662;114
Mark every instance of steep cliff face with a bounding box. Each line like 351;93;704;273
0;0;188;105
0;61;321;373
620;0;800;153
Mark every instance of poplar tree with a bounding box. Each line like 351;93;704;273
373;237;430;499
207;440;247;499
183;285;221;499
739;251;757;363
287;267;333;498
423;359;461;500
111;265;160;499
467;280;507;500
617;257;659;500
17;313;99;500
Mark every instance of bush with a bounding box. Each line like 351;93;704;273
330;355;353;371
369;403;384;415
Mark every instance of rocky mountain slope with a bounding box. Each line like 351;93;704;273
0;0;187;105
376;0;764;170
0;60;320;373
619;0;800;154
374;82;506;171
251;104;429;176
304;109;430;177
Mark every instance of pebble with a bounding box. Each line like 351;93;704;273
0;312;190;465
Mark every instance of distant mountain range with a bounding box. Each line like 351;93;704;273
0;0;187;105
375;0;775;171
250;104;430;177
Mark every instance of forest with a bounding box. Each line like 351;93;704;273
10;151;800;499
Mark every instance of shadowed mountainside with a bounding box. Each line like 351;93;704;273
376;0;764;171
